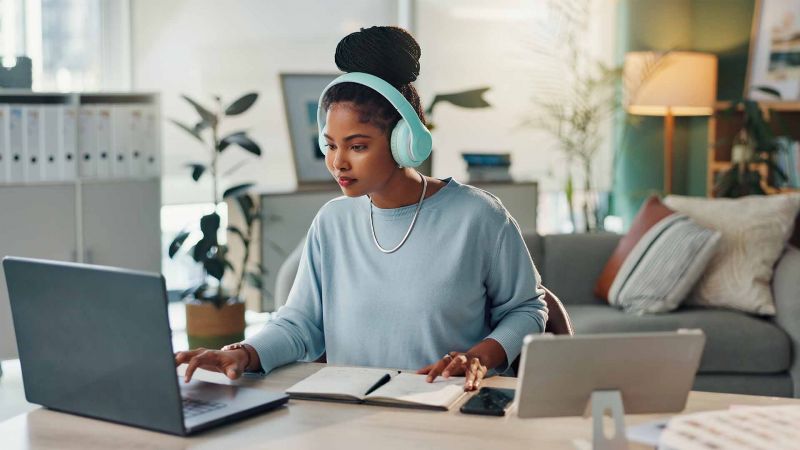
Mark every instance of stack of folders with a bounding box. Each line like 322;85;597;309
0;102;160;185
462;152;512;182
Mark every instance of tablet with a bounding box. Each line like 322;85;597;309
514;330;705;418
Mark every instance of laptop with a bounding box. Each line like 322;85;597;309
2;256;288;436
514;330;706;418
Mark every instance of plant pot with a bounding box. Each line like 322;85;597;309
185;299;245;350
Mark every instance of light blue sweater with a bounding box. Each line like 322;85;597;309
243;178;547;373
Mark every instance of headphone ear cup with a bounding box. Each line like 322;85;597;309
318;125;328;156
390;119;417;167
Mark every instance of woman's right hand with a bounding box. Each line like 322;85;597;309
174;348;248;383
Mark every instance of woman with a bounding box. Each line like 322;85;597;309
176;26;547;391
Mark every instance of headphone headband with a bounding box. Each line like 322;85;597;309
316;72;432;167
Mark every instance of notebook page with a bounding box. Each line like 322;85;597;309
365;373;466;408
286;366;396;401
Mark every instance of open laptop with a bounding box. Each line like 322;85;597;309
2;256;288;436
514;330;706;418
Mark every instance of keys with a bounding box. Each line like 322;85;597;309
182;397;226;418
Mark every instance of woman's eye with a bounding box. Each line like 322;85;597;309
325;143;336;150
352;145;367;151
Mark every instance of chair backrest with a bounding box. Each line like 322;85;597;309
509;285;572;375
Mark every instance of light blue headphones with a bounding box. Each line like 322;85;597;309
317;72;432;168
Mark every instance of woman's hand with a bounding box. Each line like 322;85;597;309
416;351;488;391
174;348;248;383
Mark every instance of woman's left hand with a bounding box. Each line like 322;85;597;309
416;351;488;391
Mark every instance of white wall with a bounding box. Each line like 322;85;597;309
131;0;398;204
131;0;616;205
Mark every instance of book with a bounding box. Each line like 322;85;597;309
285;366;468;411
461;152;511;167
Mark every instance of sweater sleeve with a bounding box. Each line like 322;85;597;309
242;217;326;374
483;217;548;372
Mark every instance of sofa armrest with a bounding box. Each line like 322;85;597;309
539;233;621;305
773;245;800;398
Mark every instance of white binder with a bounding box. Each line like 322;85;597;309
24;106;44;183
143;105;161;178
111;104;130;179
95;105;113;179
127;105;145;178
7;106;25;183
78;106;97;179
0;105;8;184
61;106;78;181
41;105;62;182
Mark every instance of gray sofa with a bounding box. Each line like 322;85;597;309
274;232;800;398
525;232;800;398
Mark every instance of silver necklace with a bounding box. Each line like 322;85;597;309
369;171;427;254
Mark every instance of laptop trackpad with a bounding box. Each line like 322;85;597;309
179;378;288;431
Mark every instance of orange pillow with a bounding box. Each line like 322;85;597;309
594;195;676;302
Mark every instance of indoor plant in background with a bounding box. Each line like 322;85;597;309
713;87;790;197
168;92;265;349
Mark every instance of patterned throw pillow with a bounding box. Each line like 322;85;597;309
608;213;721;314
664;194;800;316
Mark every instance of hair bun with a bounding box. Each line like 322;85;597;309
335;26;421;86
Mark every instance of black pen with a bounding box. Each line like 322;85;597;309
364;372;395;396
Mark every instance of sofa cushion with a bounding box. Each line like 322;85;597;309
595;195;675;301
541;233;621;305
567;304;791;374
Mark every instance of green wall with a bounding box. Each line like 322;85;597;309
613;0;756;227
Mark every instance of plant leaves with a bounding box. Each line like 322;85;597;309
227;225;248;245
186;163;206;182
204;257;225;281
235;194;256;225
245;272;264;289
223;183;254;199
181;94;217;128
199;213;221;242
218;132;261;156
216;131;246;152
753;85;782;99
169;119;204;143
180;283;207;300
225;92;258;116
168;231;191;258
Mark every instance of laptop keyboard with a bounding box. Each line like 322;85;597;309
182;397;227;418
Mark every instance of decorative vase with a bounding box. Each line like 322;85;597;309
185;298;245;350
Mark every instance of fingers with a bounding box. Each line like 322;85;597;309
425;356;452;383
183;349;219;383
174;348;205;367
416;363;434;375
464;357;486;391
442;354;468;379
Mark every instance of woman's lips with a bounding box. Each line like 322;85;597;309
338;177;356;187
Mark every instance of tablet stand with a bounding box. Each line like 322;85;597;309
590;390;628;450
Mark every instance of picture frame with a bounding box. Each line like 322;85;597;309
279;73;339;185
745;0;800;100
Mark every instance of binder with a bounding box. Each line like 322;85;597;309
41;105;61;182
111;104;130;179
61;106;78;181
95;105;113;179
143;105;160;178
24;106;44;183
78;106;96;179
7;105;24;183
127;105;145;178
0;105;8;184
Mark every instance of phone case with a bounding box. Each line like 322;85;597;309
459;387;515;416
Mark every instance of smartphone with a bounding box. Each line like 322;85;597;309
459;387;515;416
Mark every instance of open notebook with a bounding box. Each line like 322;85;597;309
286;366;468;411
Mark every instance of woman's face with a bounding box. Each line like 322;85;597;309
323;102;397;197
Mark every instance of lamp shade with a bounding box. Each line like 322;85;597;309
624;51;718;116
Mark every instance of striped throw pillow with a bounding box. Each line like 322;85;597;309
608;213;721;314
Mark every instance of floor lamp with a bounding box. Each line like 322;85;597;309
623;52;718;194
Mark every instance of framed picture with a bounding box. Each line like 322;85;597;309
280;73;339;185
746;0;800;100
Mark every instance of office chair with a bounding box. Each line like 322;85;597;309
509;286;573;375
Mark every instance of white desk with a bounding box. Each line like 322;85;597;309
1;362;799;450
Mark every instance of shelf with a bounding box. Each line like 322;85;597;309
715;101;800;112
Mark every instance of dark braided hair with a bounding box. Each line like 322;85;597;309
321;26;427;135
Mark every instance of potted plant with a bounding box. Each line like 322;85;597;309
167;92;265;349
713;87;789;198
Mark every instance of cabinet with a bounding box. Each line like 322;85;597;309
707;101;800;196
252;181;538;311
